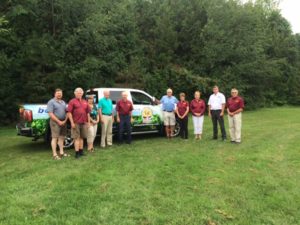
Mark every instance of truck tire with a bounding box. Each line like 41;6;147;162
159;119;181;137
172;119;181;137
63;127;74;148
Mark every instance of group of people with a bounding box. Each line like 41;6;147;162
47;85;244;160
160;86;244;144
47;88;133;160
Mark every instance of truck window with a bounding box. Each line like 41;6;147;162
110;91;123;104
131;91;152;105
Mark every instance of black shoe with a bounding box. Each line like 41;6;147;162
212;137;218;140
231;141;236;144
79;149;85;156
75;152;80;159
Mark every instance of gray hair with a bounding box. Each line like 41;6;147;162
74;87;84;94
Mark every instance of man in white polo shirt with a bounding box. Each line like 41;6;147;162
208;86;227;141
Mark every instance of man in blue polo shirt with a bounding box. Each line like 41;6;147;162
160;88;178;139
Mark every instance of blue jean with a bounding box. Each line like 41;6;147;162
119;114;132;143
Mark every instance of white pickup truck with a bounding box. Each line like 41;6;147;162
17;88;181;147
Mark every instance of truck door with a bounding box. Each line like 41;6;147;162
130;91;162;133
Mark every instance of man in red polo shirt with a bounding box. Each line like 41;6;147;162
226;88;245;144
67;87;91;158
116;91;134;144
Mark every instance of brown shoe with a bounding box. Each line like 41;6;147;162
60;153;70;157
53;155;61;160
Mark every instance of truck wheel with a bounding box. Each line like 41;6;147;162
64;128;74;148
159;120;181;137
172;119;181;137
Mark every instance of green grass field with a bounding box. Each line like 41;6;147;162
0;107;300;225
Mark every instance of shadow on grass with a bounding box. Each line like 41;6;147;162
13;140;49;153
11;132;164;155
94;132;164;143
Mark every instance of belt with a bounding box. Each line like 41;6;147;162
103;114;112;116
163;110;174;112
210;109;221;111
51;118;65;122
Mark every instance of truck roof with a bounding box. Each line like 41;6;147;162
88;88;146;92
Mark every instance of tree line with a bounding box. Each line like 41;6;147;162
1;0;300;124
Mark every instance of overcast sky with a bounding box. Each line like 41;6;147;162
279;0;300;34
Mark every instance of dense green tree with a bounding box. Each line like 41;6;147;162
0;0;299;124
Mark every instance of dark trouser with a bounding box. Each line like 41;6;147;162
119;114;132;143
211;110;226;139
178;116;188;139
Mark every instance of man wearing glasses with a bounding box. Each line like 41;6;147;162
226;88;245;144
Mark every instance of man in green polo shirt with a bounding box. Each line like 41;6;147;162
98;90;114;148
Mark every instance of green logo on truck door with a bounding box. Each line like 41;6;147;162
132;107;161;125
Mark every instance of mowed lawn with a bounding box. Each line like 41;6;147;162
0;107;299;225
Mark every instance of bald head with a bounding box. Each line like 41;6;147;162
103;90;110;98
121;91;128;101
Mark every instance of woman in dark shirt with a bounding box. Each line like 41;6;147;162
190;91;206;140
176;93;189;139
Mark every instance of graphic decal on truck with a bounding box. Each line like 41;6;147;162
19;105;49;137
23;104;49;120
142;107;153;124
31;119;48;136
131;107;161;125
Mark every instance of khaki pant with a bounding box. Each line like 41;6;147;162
101;115;113;147
87;124;98;144
228;113;242;142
